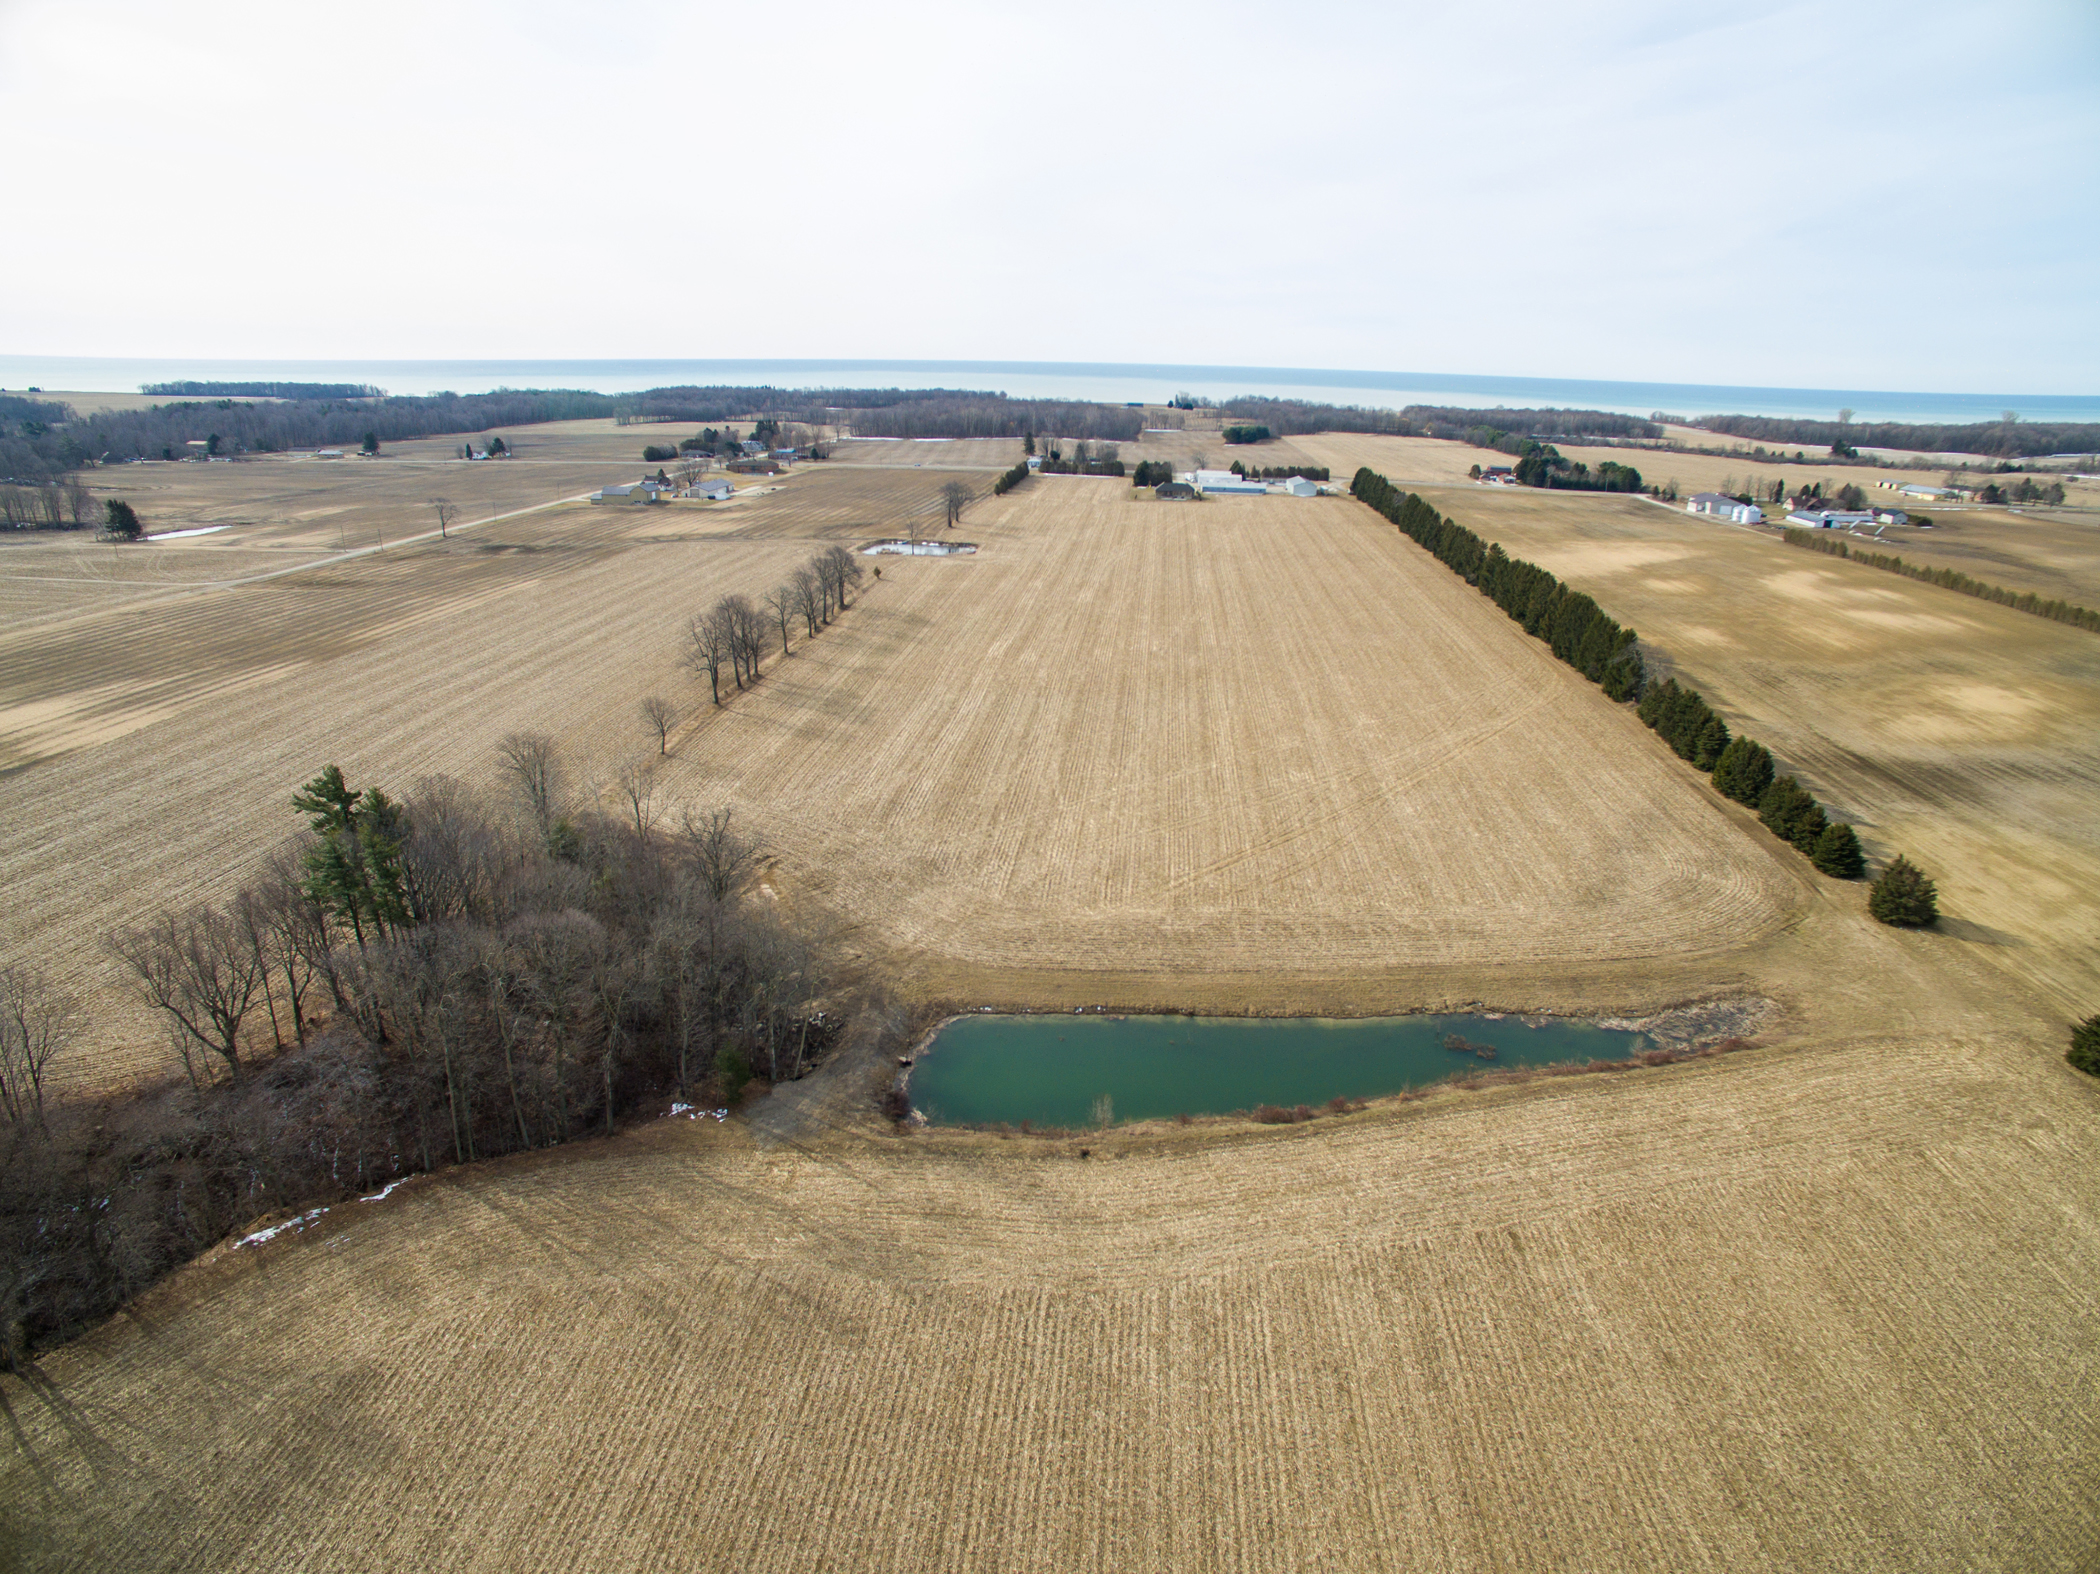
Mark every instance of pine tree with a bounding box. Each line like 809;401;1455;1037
1711;737;1775;804
2069;1015;2100;1077
1868;855;1939;927
103;499;143;540
1810;822;1865;879
1692;713;1731;771
1783;795;1828;854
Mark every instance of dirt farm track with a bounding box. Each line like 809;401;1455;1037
3;427;2097;1569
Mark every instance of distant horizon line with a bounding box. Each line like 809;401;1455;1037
4;353;2092;406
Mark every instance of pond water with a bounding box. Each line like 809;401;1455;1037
907;1013;1651;1127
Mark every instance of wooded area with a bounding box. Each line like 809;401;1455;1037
0;761;878;1363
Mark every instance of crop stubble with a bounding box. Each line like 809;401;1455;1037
3;1027;2092;1571
671;479;1800;988
0;465;968;1085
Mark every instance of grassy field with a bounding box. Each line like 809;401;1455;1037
3;437;2096;1569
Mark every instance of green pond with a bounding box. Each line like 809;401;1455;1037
907;1012;1651;1127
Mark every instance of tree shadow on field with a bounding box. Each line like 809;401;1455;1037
1932;914;2024;948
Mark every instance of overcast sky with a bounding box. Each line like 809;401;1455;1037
2;0;2094;392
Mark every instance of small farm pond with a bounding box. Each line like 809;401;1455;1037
907;1013;1651;1128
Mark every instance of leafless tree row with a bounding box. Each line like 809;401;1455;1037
0;481;95;530
683;546;864;705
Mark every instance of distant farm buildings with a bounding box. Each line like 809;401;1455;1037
1786;507;1876;529
1686;492;1764;525
590;481;668;505
1154;481;1196;500
685;478;734;501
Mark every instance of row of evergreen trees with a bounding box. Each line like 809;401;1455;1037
1349;468;1939;926
992;458;1032;496
1350;469;1645;700
1647;686;1866;878
1640;680;1938;921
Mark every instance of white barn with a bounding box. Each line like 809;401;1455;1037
1687;492;1764;524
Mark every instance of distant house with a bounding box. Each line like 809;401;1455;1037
1872;507;1910;526
591;482;666;505
315;448;344;459
1480;465;1516;485
740;439;766;456
1282;476;1319;497
1155;481;1196;500
1687;492;1764;524
726;458;781;475
1026;455;1043;472
687;478;734;501
771;448;797;462
1897;483;1964;501
1787;508;1875;529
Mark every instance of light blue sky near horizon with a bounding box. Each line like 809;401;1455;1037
1;0;2094;394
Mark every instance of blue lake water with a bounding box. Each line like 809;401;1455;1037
907;1013;1651;1128
4;355;2093;426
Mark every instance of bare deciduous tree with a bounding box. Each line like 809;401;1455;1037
939;479;972;530
109;907;266;1084
613;757;662;839
640;694;677;754
685;607;731;705
431;496;459;539
0;962;82;1127
498;732;563;832
791;565;823;637
762;584;795;658
682;806;761;902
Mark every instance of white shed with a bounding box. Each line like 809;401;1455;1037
1283;476;1318;497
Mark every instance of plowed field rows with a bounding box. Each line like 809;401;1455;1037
1365;474;2100;1017
7;1028;2093;1571
659;478;1800;987
0;465;967;1087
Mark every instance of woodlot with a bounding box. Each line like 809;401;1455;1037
3;427;2096;1569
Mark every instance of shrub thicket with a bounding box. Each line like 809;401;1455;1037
1868;855;1939;926
642;444;678;462
1351;470;1645;700
1221;424;1271;444
1131;460;1174;487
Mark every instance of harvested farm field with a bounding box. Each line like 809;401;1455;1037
6;1020;2095;1572
3;443;2097;1573
0;460;978;1087
656;476;1804;1002
1387;473;2100;1017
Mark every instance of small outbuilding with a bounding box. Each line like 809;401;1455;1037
1154;481;1196;500
1282;476;1319;497
1786;508;1875;529
686;479;734;501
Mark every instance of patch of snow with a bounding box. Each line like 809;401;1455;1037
360;1178;410;1203
665;1104;731;1121
144;525;230;541
239;1207;327;1248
